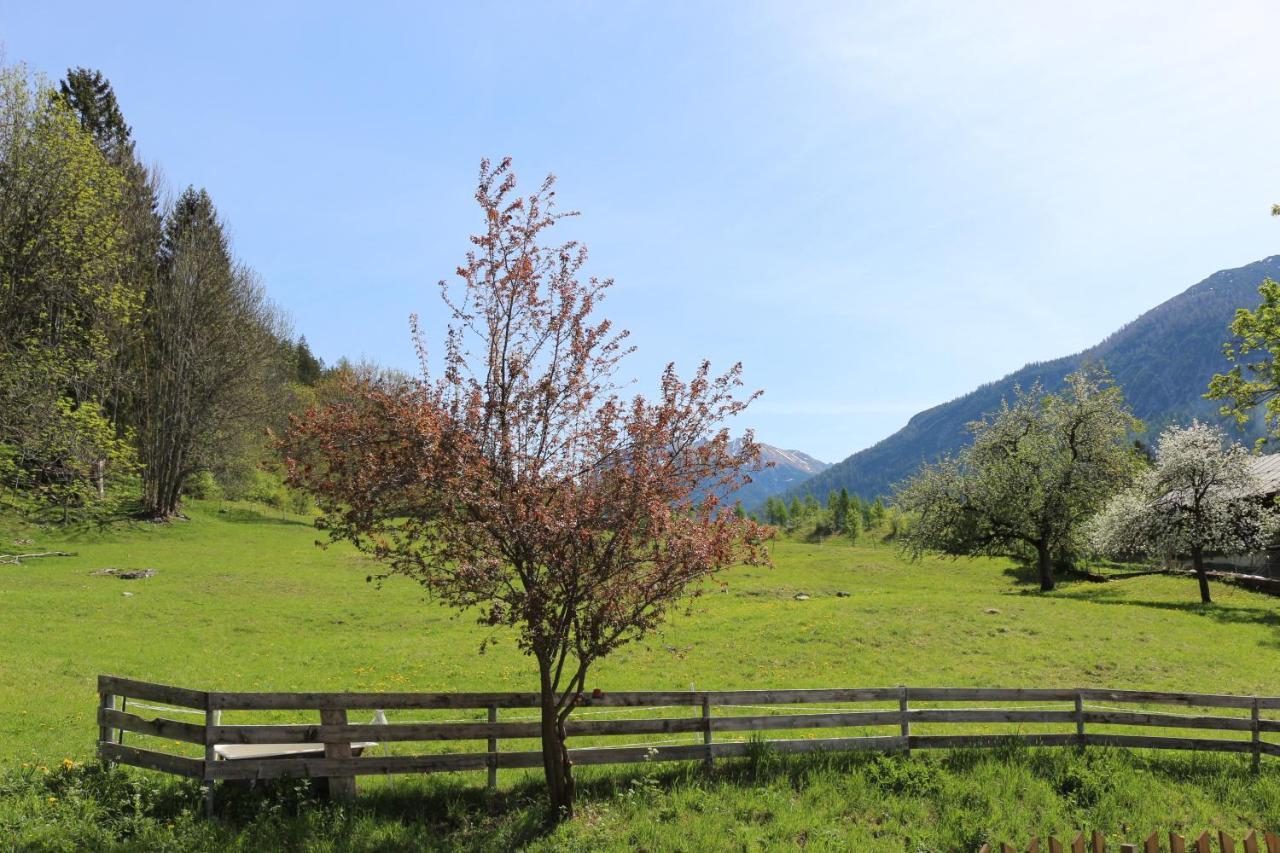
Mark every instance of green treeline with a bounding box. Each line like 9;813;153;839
760;488;907;542
0;64;339;523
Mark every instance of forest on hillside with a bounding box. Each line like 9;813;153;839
0;63;372;524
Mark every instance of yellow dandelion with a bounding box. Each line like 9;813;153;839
46;796;57;804
62;758;75;770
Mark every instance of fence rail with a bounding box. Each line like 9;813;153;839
94;676;1279;813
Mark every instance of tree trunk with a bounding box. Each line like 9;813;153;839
537;656;574;822
1191;546;1212;604
1036;542;1055;592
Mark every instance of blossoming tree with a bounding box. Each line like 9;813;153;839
282;159;768;819
1087;421;1280;603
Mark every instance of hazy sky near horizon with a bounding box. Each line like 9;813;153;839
4;1;1279;462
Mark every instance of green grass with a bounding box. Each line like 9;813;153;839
2;501;1279;849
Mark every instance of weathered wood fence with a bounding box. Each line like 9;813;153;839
95;676;1280;813
980;829;1280;852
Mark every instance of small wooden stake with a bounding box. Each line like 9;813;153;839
97;692;115;755
702;695;714;771
203;706;217;817
1093;830;1105;853
1251;698;1261;773
320;707;356;802
1144;831;1160;853
1195;831;1211;853
899;686;910;757
1169;832;1186;853
1221;830;1237;853
487;705;498;790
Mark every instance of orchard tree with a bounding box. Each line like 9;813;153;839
283;159;767;820
895;368;1140;591
1087;421;1280;603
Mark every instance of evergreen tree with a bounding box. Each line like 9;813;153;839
834;487;851;532
57;68;131;159
295;336;324;386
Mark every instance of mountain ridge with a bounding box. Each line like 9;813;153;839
726;440;828;509
771;255;1280;505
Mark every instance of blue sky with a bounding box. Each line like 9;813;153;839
4;1;1279;462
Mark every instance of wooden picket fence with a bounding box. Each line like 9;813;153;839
980;829;1280;852
95;676;1280;815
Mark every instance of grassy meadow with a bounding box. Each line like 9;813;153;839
1;501;1279;849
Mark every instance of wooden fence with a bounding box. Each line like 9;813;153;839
95;676;1280;814
980;829;1280;852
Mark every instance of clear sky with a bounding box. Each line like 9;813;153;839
4;1;1279;463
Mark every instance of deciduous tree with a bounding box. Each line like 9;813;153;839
137;187;283;517
283;159;767;820
895;368;1141;590
0;64;139;518
1086;421;1280;603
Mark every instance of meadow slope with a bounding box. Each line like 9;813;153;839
1;503;1278;849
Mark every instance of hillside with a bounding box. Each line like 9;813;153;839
778;255;1280;504
3;502;1279;847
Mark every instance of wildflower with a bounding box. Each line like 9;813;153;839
46;796;57;804
61;758;75;770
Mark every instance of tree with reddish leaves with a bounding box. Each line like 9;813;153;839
282;158;769;820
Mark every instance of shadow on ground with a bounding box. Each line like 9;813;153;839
216;507;313;527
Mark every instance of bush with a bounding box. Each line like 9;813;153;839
183;471;222;501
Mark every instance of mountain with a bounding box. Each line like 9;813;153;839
774;255;1280;505
726;442;828;509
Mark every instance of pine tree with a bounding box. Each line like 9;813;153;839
834;487;851;532
295;337;324;386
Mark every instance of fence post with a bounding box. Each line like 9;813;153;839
899;686;910;757
320;707;357;802
1075;691;1085;749
702;695;714;771
202;702;217;817
97;689;115;761
1252;697;1261;773
487;704;498;790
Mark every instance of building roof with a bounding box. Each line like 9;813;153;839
1247;453;1280;496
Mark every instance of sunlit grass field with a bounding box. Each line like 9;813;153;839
1;501;1279;849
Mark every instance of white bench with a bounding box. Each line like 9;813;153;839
211;709;385;765
213;741;378;761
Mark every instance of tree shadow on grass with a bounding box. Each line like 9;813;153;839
216;506;313;527
1053;588;1280;649
208;750;889;849
1000;559;1099;591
